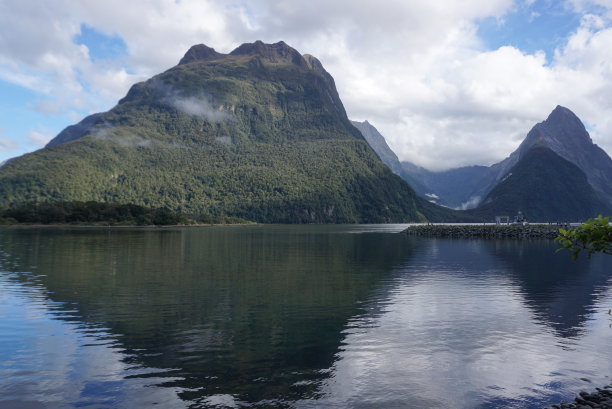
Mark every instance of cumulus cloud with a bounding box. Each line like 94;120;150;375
1;0;612;169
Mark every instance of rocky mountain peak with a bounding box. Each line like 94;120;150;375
529;105;592;147
178;44;222;65
229;40;306;67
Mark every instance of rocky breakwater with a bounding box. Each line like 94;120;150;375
544;384;612;409
402;224;562;239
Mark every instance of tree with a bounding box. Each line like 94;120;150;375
556;215;612;261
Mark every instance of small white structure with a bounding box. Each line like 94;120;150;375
495;216;510;225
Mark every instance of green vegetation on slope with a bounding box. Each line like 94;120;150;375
0;201;188;226
0;201;252;225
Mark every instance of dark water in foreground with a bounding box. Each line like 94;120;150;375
0;225;611;408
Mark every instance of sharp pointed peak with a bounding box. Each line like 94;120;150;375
546;105;580;122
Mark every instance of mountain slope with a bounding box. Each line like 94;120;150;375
0;41;459;223
350;120;402;175
471;146;611;221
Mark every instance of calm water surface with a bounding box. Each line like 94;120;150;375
0;225;611;408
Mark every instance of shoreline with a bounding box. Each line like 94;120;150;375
0;223;260;229
402;224;563;239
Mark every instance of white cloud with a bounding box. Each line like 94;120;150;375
1;0;612;169
26;128;53;147
0;136;14;152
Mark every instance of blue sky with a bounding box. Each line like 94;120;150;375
1;0;611;169
477;1;583;58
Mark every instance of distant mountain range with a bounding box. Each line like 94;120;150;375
356;106;612;221
0;41;463;223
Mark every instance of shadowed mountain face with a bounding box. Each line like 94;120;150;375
484;106;612;205
470;146;611;221
0;41;462;223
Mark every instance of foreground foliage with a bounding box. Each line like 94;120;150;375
556;215;612;260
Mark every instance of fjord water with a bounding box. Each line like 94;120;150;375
0;226;611;408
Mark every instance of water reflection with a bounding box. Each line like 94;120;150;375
488;239;612;338
0;228;611;408
0;226;414;407
303;238;612;409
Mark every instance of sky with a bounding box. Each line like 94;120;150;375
1;0;612;170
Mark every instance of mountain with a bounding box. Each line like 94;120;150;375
350;120;402;175
486;105;612;204
470;146;611;221
395;106;612;215
0;41;459;223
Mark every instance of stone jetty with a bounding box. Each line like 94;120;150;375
402;224;563;239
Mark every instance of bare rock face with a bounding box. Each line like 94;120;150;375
229;40;307;67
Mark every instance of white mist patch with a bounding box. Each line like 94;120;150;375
425;193;440;200
214;136;232;146
456;195;481;210
90;124;151;148
151;80;233;123
171;96;232;122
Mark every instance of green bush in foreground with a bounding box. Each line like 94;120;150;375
556;215;612;260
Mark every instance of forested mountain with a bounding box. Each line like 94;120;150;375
0;41;461;223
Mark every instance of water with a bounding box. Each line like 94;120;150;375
0;225;610;408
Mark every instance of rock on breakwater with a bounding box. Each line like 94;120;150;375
402;224;562;239
544;384;612;409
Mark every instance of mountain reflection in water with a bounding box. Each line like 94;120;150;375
0;226;610;408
